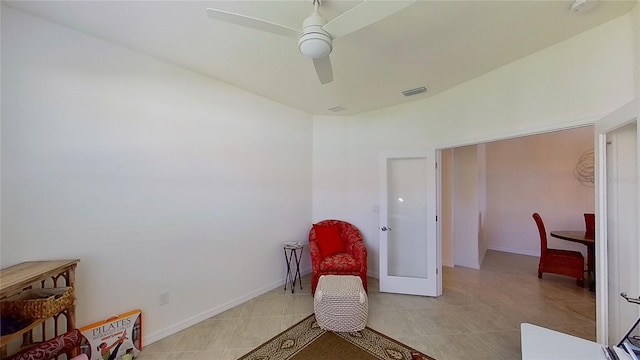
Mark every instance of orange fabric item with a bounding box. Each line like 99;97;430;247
313;224;345;258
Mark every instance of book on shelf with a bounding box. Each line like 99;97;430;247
79;310;142;360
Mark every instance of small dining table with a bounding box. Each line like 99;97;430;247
550;230;595;290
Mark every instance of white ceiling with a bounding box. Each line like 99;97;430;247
4;0;637;116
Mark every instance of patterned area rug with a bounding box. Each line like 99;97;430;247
238;314;436;360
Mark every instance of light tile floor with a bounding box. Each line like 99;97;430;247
138;250;595;360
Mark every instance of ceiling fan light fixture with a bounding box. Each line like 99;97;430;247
206;0;417;84
570;0;597;13
298;31;332;59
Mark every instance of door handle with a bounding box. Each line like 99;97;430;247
380;226;392;231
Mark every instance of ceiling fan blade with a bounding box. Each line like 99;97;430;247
313;57;333;84
322;0;416;38
206;8;299;38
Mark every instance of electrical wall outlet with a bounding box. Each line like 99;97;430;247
159;292;170;305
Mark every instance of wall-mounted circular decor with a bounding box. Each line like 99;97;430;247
574;148;594;187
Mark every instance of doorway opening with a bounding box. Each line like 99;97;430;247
440;126;595;268
438;125;597;340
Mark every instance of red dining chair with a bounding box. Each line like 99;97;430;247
532;213;585;287
583;213;596;281
584;213;595;239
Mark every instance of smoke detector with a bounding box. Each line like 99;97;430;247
570;0;597;13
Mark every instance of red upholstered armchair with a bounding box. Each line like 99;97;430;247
309;220;367;294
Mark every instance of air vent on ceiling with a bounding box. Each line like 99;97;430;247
402;86;427;97
328;105;347;112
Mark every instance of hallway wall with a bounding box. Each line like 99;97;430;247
485;126;595;256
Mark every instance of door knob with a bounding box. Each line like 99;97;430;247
381;226;392;231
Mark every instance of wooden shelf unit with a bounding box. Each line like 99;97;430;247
0;260;80;357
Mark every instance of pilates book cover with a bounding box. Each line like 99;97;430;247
79;310;142;360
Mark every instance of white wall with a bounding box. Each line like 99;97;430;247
1;7;313;343
477;143;488;266
312;11;637;277
440;149;453;267
485;127;595;257
448;142;487;270
452;145;480;269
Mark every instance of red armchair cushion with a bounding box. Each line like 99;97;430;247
313;224;345;258
319;253;359;272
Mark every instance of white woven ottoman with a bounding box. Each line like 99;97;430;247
313;275;368;332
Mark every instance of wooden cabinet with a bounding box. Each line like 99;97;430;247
0;260;80;357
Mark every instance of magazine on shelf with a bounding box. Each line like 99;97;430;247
604;345;634;360
79;310;143;360
622;339;640;360
609;294;640;360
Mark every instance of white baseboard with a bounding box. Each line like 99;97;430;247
488;246;539;257
144;267;313;345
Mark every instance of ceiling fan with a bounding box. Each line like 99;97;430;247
206;0;415;84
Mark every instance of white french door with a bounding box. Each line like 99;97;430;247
379;150;440;296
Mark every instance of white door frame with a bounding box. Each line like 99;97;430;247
593;98;640;343
379;150;441;296
432;98;639;344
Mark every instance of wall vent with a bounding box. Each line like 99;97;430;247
402;86;427;97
